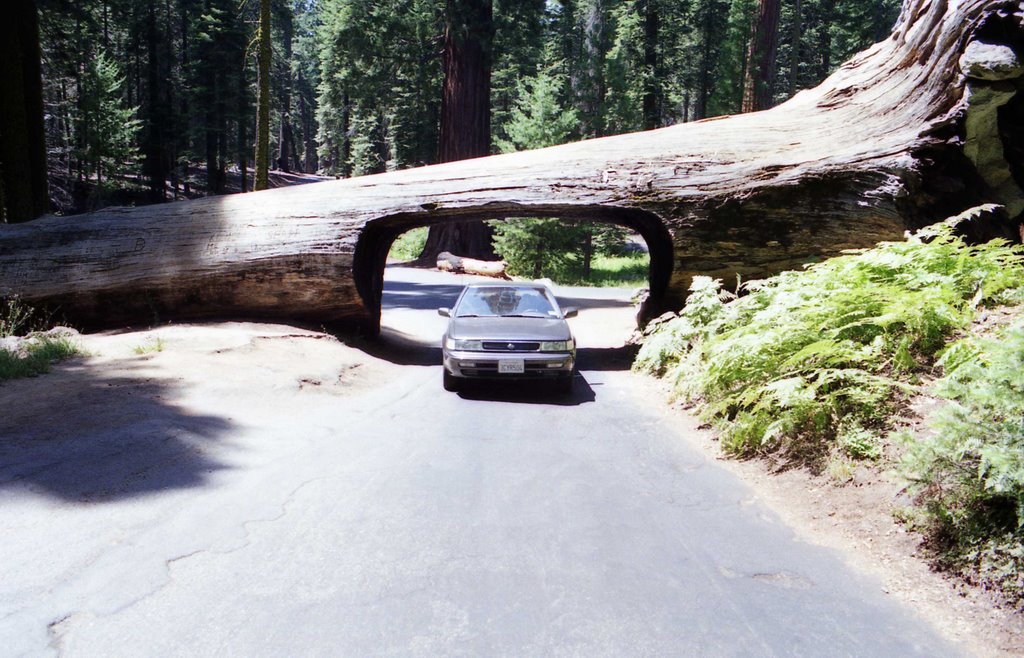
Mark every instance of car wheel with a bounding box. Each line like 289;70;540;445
556;373;574;394
443;369;459;392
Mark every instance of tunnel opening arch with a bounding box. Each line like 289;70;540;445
352;204;675;334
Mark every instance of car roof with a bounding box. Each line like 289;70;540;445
464;282;549;291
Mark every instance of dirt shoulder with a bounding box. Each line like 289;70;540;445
633;374;1024;657
0;322;400;438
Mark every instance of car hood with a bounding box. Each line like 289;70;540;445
448;317;571;341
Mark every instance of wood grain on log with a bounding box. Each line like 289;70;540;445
0;0;1020;332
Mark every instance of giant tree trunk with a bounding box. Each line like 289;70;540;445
419;0;496;262
741;0;783;112
0;0;1021;333
0;0;48;223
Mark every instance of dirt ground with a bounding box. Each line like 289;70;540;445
0;323;399;439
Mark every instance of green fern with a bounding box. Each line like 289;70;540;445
902;319;1024;602
636;224;1024;461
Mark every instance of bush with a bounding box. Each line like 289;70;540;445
491;218;643;285
1;297;37;337
635;224;1024;463
0;335;81;381
388;227;428;262
902;319;1024;602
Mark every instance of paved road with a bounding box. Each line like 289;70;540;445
0;268;958;656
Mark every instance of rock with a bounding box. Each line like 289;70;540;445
0;336;21;354
40;326;79;338
959;41;1024;81
963;82;1024;218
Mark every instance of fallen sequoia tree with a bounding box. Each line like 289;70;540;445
1;0;1022;332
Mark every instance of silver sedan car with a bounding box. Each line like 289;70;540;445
439;282;578;393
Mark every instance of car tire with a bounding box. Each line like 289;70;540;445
556;373;574;394
443;369;459;392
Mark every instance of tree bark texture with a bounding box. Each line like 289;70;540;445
0;0;49;223
0;0;1021;333
741;0;783;112
420;0;496;261
437;0;493;162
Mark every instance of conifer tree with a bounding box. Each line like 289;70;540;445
254;0;272;191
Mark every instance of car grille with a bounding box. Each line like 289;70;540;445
481;341;540;352
460;362;562;378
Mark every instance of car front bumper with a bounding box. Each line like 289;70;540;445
443;349;575;379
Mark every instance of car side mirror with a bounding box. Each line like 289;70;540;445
438;307;451;317
562;307;578;319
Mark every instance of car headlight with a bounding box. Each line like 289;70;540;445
444;337;484;351
539;339;574;352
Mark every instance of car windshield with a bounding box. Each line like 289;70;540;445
455;286;559;318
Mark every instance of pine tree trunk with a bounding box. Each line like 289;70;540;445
582;230;593;279
253;0;271;192
788;0;802;97
145;0;168;202
0;0;1020;333
238;56;249;193
277;9;294;174
340;89;351;178
0;0;49;223
300;86;318;173
816;0;834;81
741;0;783;112
694;4;715;121
580;0;608;137
179;1;191;197
641;0;660;130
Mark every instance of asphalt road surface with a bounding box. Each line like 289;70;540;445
0;267;959;656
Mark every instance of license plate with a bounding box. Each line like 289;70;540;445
498;359;525;374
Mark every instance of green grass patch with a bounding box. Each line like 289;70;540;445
542;253;650;288
133;337;165;354
388;227;428;262
0;336;81;381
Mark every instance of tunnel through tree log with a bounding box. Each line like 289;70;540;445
0;0;1021;332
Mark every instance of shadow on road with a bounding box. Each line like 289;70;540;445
351;327;441;366
454;374;596;406
0;360;232;502
382;280;466;311
576;345;639;371
356;330;639;375
381;273;635;314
